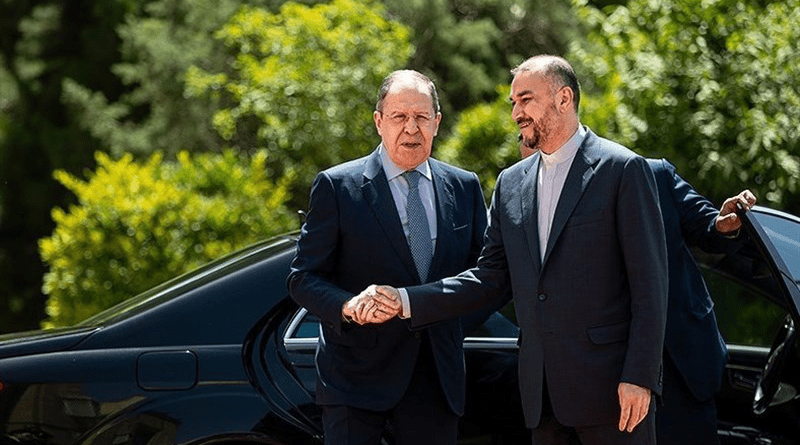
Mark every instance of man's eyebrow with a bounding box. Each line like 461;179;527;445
510;90;533;102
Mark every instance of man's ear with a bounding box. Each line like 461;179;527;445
557;86;574;113
373;110;383;136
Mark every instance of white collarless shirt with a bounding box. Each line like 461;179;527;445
537;125;586;260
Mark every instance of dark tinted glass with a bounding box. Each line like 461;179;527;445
702;266;785;347
753;211;800;285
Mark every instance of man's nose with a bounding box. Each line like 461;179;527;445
403;117;420;133
512;103;523;123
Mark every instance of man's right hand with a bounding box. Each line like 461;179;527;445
716;189;756;234
341;284;402;324
375;285;401;302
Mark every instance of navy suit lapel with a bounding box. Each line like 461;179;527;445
542;138;598;266
361;150;420;282
428;160;454;279
521;154;543;272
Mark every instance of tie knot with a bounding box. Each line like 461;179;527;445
404;170;421;189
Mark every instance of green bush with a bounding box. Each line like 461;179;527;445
185;0;413;210
39;150;296;328
568;0;800;212
436;85;521;200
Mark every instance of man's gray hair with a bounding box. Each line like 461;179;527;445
376;70;441;114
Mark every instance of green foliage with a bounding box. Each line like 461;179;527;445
3;0;577;334
185;0;413;206
568;0;800;212
381;0;575;127
436;85;520;198
0;0;129;334
39;150;295;328
60;0;260;157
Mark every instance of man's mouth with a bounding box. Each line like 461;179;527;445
517;120;532;129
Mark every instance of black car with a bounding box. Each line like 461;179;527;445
1;206;799;445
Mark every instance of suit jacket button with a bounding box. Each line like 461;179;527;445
538;293;547;301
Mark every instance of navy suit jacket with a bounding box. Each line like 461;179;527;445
406;128;668;428
287;148;487;414
648;158;732;401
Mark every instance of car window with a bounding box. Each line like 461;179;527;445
753;210;800;285
77;236;296;327
293;312;321;338
693;207;800;348
284;305;519;343
284;308;319;349
701;266;786;347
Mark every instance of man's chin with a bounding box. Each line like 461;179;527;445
522;138;538;150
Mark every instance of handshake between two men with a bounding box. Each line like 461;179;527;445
342;285;405;324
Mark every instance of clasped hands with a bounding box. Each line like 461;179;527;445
340;285;653;433
341;285;402;324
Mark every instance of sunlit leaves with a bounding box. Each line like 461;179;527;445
186;0;412;201
569;0;800;211
39;150;295;327
437;85;520;198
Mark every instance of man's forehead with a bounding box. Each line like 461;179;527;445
383;87;433;110
511;71;546;97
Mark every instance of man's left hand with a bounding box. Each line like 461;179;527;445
618;382;650;433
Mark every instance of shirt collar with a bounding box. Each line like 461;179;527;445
540;125;586;166
379;144;432;181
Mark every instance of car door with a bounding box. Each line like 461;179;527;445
281;304;528;445
698;206;800;443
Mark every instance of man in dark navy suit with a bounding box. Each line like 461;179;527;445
511;147;756;443
287;70;487;445
372;55;670;445
647;158;755;444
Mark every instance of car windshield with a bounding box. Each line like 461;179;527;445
76;234;297;327
753;209;800;287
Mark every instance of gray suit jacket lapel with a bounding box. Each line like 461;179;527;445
361;150;420;282
521;155;543;272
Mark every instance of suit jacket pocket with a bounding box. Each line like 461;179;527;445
688;273;715;319
587;320;630;345
565;210;609;228
452;223;470;236
325;325;378;349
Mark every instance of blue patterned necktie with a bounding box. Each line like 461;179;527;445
404;170;433;282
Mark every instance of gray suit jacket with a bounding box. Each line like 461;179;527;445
407;128;668;428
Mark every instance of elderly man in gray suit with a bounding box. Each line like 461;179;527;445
361;55;669;445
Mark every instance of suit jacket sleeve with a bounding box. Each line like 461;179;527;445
617;157;669;393
287;171;352;334
661;160;744;254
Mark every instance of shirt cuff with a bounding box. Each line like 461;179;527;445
399;288;411;319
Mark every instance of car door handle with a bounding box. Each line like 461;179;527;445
730;368;760;391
